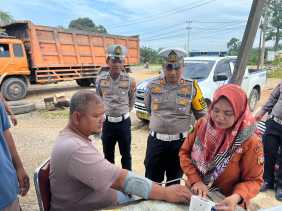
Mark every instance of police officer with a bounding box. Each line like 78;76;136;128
96;44;136;170
256;80;282;201
144;48;207;185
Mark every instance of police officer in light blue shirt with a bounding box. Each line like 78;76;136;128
0;102;29;211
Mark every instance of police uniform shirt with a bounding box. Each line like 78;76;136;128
261;80;282;119
144;75;207;134
96;71;135;117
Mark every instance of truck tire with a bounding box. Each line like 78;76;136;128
7;101;36;115
1;78;28;101
249;88;259;112
76;79;91;87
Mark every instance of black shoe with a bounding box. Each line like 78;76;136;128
260;181;274;192
275;187;282;201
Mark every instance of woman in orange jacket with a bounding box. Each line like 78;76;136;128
179;84;263;211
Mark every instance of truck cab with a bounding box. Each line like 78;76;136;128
0;36;30;100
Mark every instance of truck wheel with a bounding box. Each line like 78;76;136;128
76;79;91;87
1;78;28;101
249;88;259;112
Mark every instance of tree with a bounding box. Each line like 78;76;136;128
140;47;161;64
68;17;107;34
227;37;241;55
264;0;282;51
0;10;13;26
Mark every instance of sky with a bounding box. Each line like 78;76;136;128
0;0;262;51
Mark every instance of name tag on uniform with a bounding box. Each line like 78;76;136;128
119;80;129;89
179;86;191;94
152;99;160;111
177;98;189;106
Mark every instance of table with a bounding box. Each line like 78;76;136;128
103;191;246;211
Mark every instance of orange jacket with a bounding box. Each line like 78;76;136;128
179;119;264;204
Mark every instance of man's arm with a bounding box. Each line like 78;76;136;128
144;86;152;114
95;77;103;97
0;94;17;126
4;129;30;196
128;77;136;111
255;82;281;121
111;169;191;203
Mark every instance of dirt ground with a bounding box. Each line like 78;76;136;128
8;69;281;210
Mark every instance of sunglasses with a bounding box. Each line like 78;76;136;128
110;57;124;64
165;63;181;71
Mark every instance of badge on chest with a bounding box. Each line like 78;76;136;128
100;79;110;88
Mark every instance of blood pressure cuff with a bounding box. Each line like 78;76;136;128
123;171;153;199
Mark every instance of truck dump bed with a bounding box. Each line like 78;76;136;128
3;21;139;83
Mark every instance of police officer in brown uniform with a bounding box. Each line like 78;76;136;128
144;48;207;185
96;45;136;170
256;80;282;200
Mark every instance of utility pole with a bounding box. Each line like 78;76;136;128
186;19;192;56
230;0;267;85
257;17;267;70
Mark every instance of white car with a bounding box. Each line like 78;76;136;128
135;56;267;121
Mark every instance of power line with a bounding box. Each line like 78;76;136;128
109;0;216;29
142;32;187;42
141;24;186;39
142;24;245;42
193;20;246;24
142;22;245;41
192;23;246;31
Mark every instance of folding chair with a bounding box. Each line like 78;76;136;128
34;159;51;211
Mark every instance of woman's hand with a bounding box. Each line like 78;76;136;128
215;193;242;211
191;181;208;197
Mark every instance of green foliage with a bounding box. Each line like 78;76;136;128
267;67;282;78
39;109;69;119
264;0;282;50
0;10;13;26
69;17;107;34
247;48;259;65
140;46;162;64
227;37;241;55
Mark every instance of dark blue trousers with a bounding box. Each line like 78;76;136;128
102;117;132;170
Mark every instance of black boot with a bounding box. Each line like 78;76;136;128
275;187;282;201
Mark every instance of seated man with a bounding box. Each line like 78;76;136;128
49;90;191;211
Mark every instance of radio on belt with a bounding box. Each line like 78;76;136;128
189;195;216;211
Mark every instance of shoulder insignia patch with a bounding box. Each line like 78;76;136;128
151;86;162;94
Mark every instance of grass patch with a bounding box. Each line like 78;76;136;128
267;66;282;78
39;109;69;119
132;64;162;72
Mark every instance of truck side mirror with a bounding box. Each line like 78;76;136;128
213;74;228;81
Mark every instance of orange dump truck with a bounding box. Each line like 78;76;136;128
0;21;140;100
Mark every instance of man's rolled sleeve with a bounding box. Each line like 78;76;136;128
0;102;11;131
